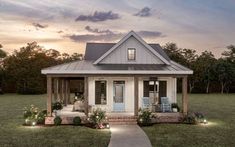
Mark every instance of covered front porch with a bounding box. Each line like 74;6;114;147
45;74;188;124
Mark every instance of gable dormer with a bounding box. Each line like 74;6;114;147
93;31;170;65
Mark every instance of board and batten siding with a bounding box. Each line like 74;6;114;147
99;36;164;64
88;76;177;112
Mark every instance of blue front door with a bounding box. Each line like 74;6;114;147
113;81;125;112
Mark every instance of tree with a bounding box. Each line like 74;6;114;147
0;44;7;58
3;42;59;94
163;43;186;65
195;51;217;93
215;59;234;93
181;48;198;93
222;45;235;63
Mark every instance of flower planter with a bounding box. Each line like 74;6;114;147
172;108;178;112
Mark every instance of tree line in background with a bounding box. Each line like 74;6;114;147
0;42;82;94
0;42;234;94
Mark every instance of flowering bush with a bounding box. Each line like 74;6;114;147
89;108;107;129
23;105;39;125
138;108;153;126
23;105;47;125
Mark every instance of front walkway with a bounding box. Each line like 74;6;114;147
108;125;152;147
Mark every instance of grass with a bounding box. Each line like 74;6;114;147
142;94;235;147
0;94;110;147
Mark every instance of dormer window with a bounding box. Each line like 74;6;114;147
127;48;136;61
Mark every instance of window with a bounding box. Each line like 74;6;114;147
95;81;107;105
127;48;136;60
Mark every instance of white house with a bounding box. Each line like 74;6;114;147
42;31;193;120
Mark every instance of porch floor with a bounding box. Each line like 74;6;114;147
45;105;183;125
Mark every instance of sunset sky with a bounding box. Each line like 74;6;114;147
0;0;235;57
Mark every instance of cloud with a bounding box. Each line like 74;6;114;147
85;26;113;34
75;11;120;22
134;7;151;17
66;26;165;42
137;31;165;38
67;33;123;42
32;23;48;30
57;30;64;34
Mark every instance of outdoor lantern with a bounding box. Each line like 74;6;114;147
32;121;36;126
203;119;208;124
106;124;110;129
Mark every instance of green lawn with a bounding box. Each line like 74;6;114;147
0;94;110;147
142;94;235;147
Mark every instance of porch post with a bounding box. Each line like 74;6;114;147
134;76;139;116
67;80;70;104
84;77;89;116
61;79;64;103
182;76;188;115
64;79;68;106
47;76;52;116
57;78;60;101
53;78;58;101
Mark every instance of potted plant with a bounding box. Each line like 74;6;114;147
52;101;63;116
171;103;180;112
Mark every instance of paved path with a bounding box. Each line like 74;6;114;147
108;125;152;147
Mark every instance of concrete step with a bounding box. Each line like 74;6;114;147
108;116;137;125
109;121;137;125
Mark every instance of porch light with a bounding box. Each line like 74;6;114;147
149;81;154;85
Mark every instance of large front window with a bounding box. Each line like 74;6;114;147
127;48;136;60
95;81;107;105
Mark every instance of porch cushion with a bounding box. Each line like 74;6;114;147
160;97;172;112
142;97;150;109
73;100;85;112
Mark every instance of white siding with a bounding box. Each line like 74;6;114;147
88;77;134;112
100;36;164;64
138;77;177;109
88;76;177;112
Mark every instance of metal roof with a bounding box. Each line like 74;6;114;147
84;43;170;62
41;60;193;75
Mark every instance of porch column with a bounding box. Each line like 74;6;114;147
57;78;60;101
64;79;68;106
53;78;58;101
61;79;64;103
84;77;89;116
134;76;139;116
67;80;70;104
47;76;52;116
182;76;188;115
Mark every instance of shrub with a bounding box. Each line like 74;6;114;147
73;116;82;126
194;112;205;123
23;105;39;125
37;110;47;124
52;102;63;110
171;103;180;112
183;112;206;125
89;108;107;129
54;116;62;126
138;108;153;126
